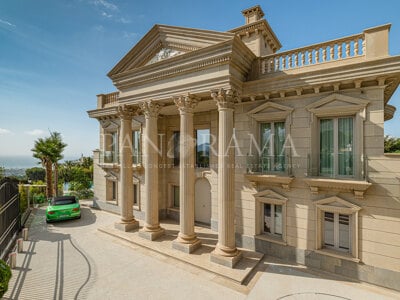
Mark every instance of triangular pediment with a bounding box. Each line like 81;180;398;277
254;189;288;202
105;171;119;181
108;24;234;77
248;101;293;121
315;196;361;211
306;93;369;112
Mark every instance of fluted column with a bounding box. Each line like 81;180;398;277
114;105;139;232
172;94;202;253
210;88;242;268
139;100;165;241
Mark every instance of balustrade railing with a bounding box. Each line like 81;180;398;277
99;151;119;164
247;154;292;176
260;33;365;74
103;92;119;107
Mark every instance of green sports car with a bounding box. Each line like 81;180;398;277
46;196;81;223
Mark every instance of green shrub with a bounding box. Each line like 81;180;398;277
0;259;11;298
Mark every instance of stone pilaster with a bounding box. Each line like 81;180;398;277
138;100;165;240
172;94;202;253
210;88;242;268
114;105;139;232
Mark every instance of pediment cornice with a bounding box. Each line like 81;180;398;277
108;24;234;77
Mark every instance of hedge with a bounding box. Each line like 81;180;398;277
0;259;11;298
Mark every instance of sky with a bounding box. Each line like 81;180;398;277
0;0;400;161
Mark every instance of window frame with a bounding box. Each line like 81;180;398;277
132;128;142;165
259;121;287;173
195;128;211;169
254;189;288;244
318;116;355;178
315;196;361;261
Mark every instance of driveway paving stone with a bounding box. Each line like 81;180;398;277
3;205;400;300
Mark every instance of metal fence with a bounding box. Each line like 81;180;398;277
0;178;20;260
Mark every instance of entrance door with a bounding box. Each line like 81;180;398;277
195;178;211;225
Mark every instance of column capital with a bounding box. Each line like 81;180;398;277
117;105;136;120
174;93;199;114
211;88;239;110
140;100;161;118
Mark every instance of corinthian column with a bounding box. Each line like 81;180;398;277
172;94;202;253
138;100;165;240
115;105;139;232
210;88;242;268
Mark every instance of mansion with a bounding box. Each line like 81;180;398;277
88;6;400;290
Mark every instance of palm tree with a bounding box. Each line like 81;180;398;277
49;132;67;196
31;131;67;198
32;137;54;198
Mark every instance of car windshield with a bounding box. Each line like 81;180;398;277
51;197;76;206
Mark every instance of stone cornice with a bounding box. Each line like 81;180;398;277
229;19;282;52
304;178;372;200
87;107;119;120
242;55;400;102
384;104;396;121
245;174;294;190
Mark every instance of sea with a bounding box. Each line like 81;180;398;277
0;155;79;169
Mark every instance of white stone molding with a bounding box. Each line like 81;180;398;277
304;178;371;200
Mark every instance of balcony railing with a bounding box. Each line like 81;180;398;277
97;92;119;108
99;151;119;164
258;24;390;76
307;153;368;180
98;151;143;166
260;33;365;74
247;154;292;176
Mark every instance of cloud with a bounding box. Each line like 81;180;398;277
122;31;138;39
0;18;15;27
0;128;12;135
118;17;131;24
101;11;113;18
25;129;45;136
93;0;118;11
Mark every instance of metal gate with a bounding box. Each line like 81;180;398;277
0;178;20;260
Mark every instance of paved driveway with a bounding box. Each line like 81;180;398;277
3;206;400;300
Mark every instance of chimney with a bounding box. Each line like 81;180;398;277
242;5;265;24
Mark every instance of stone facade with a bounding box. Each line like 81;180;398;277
88;5;400;290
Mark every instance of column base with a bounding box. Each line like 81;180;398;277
172;238;202;254
138;227;165;241
210;250;242;268
114;220;139;232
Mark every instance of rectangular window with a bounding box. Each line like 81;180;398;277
263;203;283;236
260;122;285;172
323;212;350;252
132;130;141;164
319;117;353;177
196;129;210;168
173;186;180;208
112;181;117;200
173;131;180;166
133;183;138;206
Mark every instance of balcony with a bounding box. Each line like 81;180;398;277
98;151;119;169
255;24;390;77
97;92;119;109
305;154;371;199
245;155;294;190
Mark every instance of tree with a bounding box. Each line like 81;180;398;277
31;131;67;198
384;135;400;153
25;167;46;182
48;132;67;196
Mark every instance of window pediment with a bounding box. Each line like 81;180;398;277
314;196;361;214
254;188;288;204
248;101;293;122
306;93;369;117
